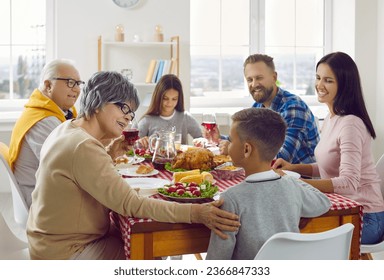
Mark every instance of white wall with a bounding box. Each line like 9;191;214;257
52;0;190;76
375;0;384;159
332;0;355;56
51;0;191;109
354;0;382;160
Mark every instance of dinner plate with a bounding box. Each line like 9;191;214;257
157;192;216;203
119;166;159;177
124;178;170;197
282;170;301;179
115;157;145;170
115;162;132;170
128;157;145;165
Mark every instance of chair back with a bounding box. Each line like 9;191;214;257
375;154;384;200
254;223;354;260
0;142;29;227
0;212;29;259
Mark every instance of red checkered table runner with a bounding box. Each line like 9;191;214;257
113;169;363;259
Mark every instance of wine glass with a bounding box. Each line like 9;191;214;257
133;140;145;163
201;112;217;147
122;120;139;145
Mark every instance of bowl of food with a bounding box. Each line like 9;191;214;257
212;162;244;180
157;181;219;203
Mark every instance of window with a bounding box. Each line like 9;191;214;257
264;0;325;96
0;0;46;101
190;0;250;100
190;0;330;117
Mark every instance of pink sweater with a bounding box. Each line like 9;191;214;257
313;114;384;213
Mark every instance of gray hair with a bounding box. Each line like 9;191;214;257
79;71;140;119
38;58;77;91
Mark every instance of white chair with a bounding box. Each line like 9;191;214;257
360;154;384;260
0;142;29;228
0;212;29;259
254;223;354;260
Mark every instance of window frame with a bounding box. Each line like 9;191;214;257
190;0;332;120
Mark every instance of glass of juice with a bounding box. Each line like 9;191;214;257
174;133;182;151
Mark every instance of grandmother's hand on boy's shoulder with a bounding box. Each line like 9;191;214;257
191;199;240;239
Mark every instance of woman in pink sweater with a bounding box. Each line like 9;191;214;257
273;52;384;244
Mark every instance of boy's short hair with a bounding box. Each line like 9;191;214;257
231;108;286;161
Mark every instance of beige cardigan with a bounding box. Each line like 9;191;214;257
27;121;191;259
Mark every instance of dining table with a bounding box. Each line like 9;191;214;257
112;163;363;260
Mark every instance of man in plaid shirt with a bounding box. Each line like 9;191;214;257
211;54;319;164
252;86;319;164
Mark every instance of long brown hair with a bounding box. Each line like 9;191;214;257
144;74;185;117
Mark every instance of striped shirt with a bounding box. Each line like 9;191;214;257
253;88;320;163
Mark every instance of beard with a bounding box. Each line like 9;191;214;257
249;85;274;104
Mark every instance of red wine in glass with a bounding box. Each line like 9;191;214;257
122;128;139;145
202;122;217;131
201;113;217;131
202;113;217;146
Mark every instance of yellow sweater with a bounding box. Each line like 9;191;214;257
8;89;77;171
27;121;191;259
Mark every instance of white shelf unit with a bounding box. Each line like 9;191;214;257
97;36;179;83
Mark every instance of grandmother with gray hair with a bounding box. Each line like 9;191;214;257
27;71;240;260
9;58;83;208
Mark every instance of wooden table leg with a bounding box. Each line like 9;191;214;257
130;233;154;260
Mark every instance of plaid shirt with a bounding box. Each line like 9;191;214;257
253;88;320;164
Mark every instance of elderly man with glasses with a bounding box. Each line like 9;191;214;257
9;58;84;208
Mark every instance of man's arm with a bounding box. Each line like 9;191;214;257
278;103;318;163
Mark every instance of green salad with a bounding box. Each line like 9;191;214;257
164;162;188;172
164;162;211;172
158;181;218;199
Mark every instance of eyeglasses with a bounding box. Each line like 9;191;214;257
52;77;85;89
114;102;135;120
